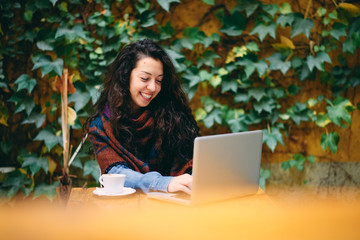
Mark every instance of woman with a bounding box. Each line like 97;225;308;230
87;39;199;195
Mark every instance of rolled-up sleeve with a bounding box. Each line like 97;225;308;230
108;164;174;193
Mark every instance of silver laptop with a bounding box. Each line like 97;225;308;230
147;130;263;205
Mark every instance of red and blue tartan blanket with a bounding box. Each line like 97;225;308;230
88;110;192;176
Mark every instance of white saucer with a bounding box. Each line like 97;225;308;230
93;187;136;197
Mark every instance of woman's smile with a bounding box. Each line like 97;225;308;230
129;57;163;110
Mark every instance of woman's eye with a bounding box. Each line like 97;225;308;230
141;77;148;81
156;79;162;84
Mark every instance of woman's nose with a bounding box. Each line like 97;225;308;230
147;80;156;91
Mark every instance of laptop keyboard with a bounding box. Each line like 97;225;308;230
172;191;191;200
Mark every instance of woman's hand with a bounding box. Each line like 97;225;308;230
167;174;192;195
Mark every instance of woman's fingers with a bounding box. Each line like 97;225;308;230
167;174;193;194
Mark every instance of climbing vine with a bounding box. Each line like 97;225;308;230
0;0;359;199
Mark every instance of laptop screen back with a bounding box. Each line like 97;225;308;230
191;130;263;205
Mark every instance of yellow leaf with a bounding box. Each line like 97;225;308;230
272;43;288;50
279;114;290;120
210;75;221;88
339;3;360;15
226;51;235;64
195;108;207;121
67;107;77;125
79;38;87;45
54;145;63;156
234;109;245;117
218;68;229;76
233;46;247;58
280;35;295;49
48;156;57;175
316;113;331;127
0;114;8;126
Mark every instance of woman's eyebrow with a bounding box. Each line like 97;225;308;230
140;71;164;77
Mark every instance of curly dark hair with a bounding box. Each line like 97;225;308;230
86;39;199;170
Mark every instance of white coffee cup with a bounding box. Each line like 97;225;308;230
99;174;126;194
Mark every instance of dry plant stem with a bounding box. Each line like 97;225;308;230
68;133;88;167
62;68;69;176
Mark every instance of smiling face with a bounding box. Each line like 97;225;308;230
129;57;164;111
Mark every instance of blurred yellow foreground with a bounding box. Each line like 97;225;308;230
1;187;359;240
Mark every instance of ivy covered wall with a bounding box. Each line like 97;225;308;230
0;0;359;199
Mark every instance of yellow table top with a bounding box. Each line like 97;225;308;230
1;187;360;240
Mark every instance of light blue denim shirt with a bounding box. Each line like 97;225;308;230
108;164;174;193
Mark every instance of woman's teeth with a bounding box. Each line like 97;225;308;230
141;92;151;99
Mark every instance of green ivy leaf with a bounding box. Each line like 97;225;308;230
203;109;222;128
263;127;284;152
328;10;338;20
140;10;157;28
329;22;347;40
55;24;87;41
14;74;37;94
21;111;46;128
21;154;49;175
201;96;222;113
276;14;294;27
288;84;299;95
221;79;238;93
36;41;54;51
282;153;306;171
50;0;58;6
326;97;354;127
33;182;59;200
197;50;220;68
343;38;357;54
250;22;276;42
307;155;316;164
262;4;279;18
68;82;91;111
156;0;180;12
135;0;150;14
234;0;259;17
32;55;64;77
219;11;246;36
83;160;100;183
306;51;332;71
248;88;266;101
266;53;291;75
226;110;248;132
291;13;314;38
253;97;275;114
202;0;214;5
159;21;174;40
287;102;310;125
321;132;339;154
34;127;62;151
183;27;206;45
0;141;12;155
254;60;268;76
259;168;271;190
292;153;306;171
234;93;250;103
2;170;32;198
8;94;35;116
24;10;33;22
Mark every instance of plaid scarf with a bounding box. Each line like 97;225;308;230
88;109;192;176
